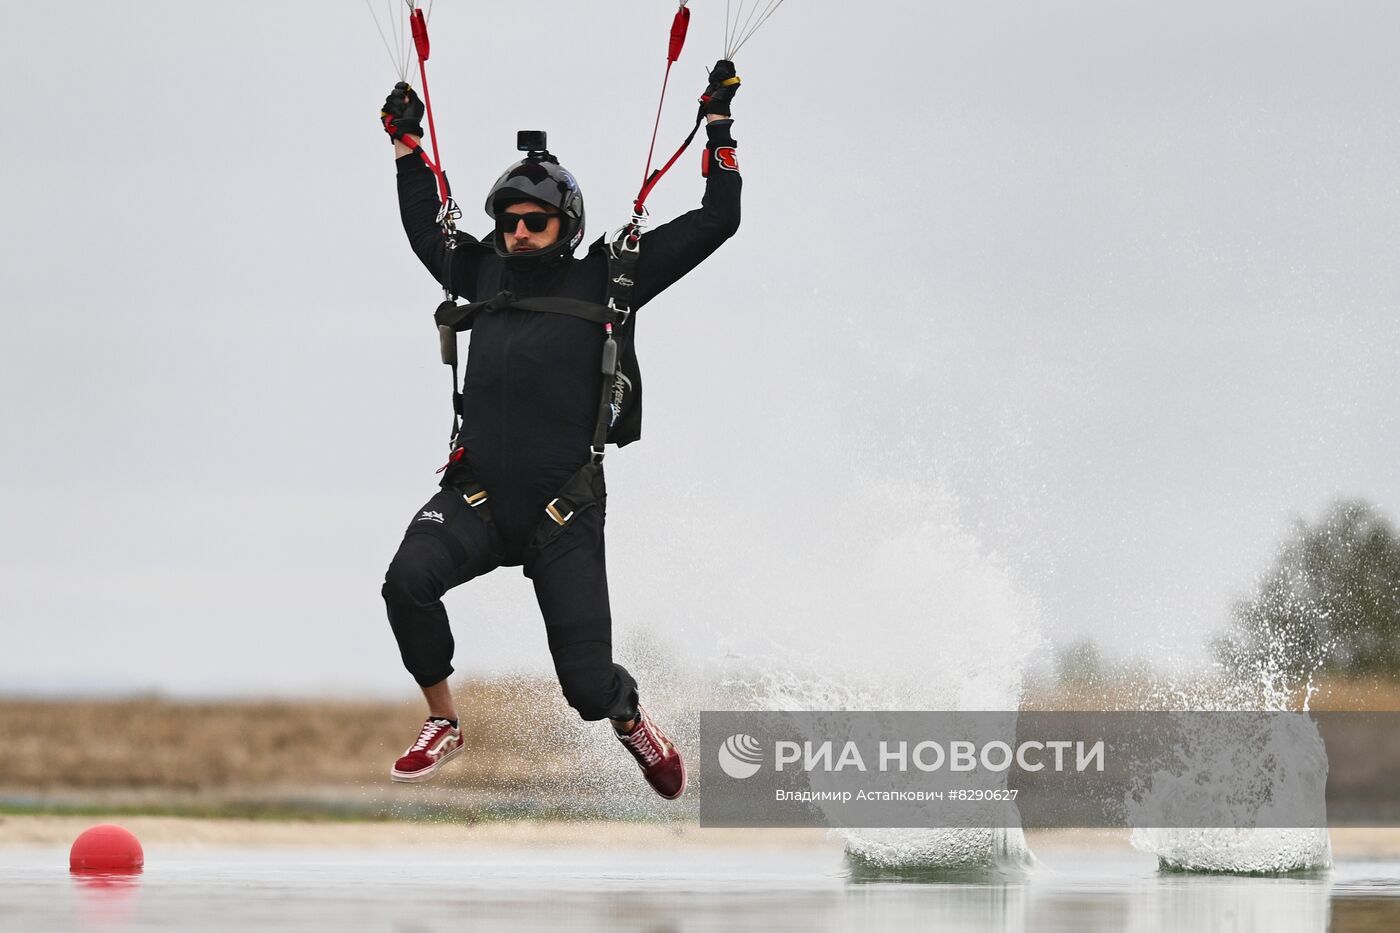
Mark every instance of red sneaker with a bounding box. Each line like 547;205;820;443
616;705;686;800
390;718;463;784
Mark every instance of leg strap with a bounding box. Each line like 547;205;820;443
531;461;607;554
438;449;498;535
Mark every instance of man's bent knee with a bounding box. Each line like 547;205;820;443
383;535;453;608
383;535;460;687
554;647;638;721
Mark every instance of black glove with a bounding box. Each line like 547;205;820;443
700;59;740;117
380;81;425;141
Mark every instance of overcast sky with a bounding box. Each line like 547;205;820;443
2;1;1397;698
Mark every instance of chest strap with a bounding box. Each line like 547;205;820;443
433;239;641;463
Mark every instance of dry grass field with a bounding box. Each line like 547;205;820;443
0;679;600;820
2;676;1397;821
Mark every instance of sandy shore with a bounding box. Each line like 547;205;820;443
0;815;834;851
4;816;1398;859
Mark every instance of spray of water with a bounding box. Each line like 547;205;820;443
614;459;1048;868
1123;605;1334;873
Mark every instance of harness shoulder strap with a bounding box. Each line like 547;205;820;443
606;236;640;322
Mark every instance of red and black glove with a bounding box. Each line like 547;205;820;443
700;59;740;117
380;81;425;142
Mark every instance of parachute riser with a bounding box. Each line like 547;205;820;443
401;1;457;284
631;2;697;219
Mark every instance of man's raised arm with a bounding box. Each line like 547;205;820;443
631;62;745;309
380;82;483;300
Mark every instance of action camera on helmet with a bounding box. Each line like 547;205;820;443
516;130;548;154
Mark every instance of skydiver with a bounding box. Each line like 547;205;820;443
375;62;742;799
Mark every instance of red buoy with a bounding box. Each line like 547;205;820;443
69;824;144;873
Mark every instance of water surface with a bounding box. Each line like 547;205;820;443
2;847;1398;932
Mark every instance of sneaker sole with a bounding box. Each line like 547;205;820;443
390;742;463;784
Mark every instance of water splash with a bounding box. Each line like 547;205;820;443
1126;618;1334;873
610;469;1048;870
1133;826;1330;876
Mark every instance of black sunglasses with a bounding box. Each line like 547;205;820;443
496;211;559;234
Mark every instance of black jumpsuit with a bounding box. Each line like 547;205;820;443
382;121;742;721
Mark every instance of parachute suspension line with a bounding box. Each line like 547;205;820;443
631;2;696;225
724;0;787;59
397;0;408;68
730;1;762;58
393;0;408;75
728;0;739;59
364;0;409;80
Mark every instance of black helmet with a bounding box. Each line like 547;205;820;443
484;153;585;260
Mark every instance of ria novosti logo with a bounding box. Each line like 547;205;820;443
717;733;763;779
715;732;1106;779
